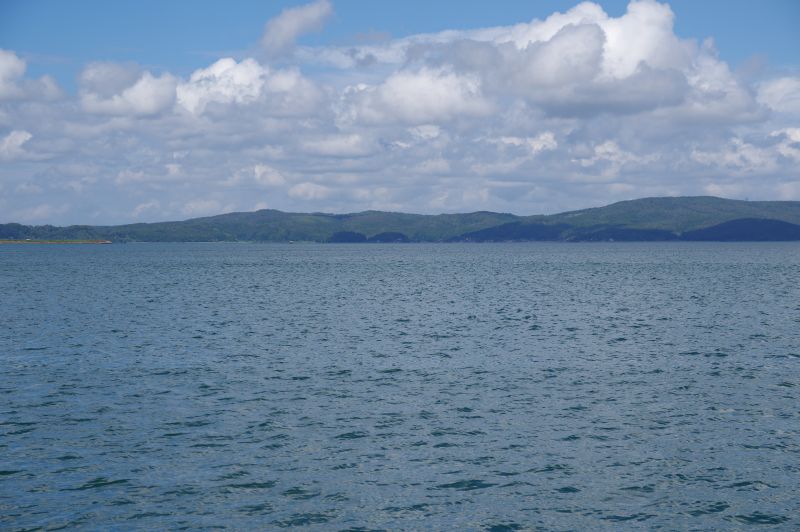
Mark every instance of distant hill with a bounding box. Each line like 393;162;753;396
3;196;800;242
682;218;800;241
542;196;800;232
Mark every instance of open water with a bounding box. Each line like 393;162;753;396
1;243;799;530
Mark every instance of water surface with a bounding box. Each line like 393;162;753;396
2;243;799;529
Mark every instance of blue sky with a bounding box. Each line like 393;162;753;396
1;0;799;223
3;0;798;86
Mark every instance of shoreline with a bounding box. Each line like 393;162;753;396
0;240;112;244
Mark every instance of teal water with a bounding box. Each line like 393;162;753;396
1;243;799;530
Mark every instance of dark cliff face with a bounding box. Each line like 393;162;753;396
681;219;800;241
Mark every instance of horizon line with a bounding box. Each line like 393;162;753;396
3;195;793;227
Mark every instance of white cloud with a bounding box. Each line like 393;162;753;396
341;67;491;125
304;0;693;82
409;125;441;140
10;203;69;223
288;182;330;200
261;0;332;56
676;43;759;121
599;0;689;79
416;158;451;174
515;23;605;88
79;62;142;97
691;137;777;175
177;58;266;114
771;128;800;162
0;49;27;99
315;1;746;118
253;164;286;186
777;181;800;200
181;199;226;217
80;64;176;116
704;182;745;198
0;49;61;100
0;130;32;160
176;59;321;116
302;133;375;157
578;140;646;167
63;176;97;193
132;200;161;218
225;164;286;187
165;163;182;176
473;133;558;176
115;166;185;184
352;186;393;202
758;77;800;114
261;67;323;116
115;169;148;184
1;2;799;224
491;133;557;153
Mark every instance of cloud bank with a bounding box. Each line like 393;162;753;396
1;0;799;224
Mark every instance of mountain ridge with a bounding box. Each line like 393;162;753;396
3;196;800;242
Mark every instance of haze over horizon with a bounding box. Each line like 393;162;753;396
1;0;799;225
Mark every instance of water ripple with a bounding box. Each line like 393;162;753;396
1;242;799;529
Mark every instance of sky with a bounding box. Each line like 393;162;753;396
1;0;799;224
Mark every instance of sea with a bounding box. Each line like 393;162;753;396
1;242;798;530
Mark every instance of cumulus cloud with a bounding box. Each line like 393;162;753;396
689;132;799;176
517;23;605;87
9;203;69;223
79;62;142;97
302;133;376;157
261;67;323;116
316;0;748;119
288;182;330;200
177;58;267;114
261;0;332;56
252;164;286;185
182;199;226;217
0;49;61;100
132;200;161;218
1;1;799;224
490;133;558;153
758;77;800;114
224;164;286;187
115;165;185;184
339;67;492;125
472;132;558;175
574;140;658;180
0;50;27;99
176;58;322;116
80;63;176;116
771;128;800;162
599;0;689;78
0;130;33;161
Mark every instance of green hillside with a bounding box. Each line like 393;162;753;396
541;196;800;232
3;196;800;242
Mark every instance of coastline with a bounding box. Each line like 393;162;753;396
0;240;112;244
